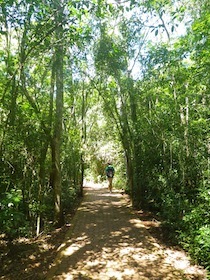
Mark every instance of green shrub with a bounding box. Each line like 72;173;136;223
0;189;30;239
62;185;79;214
179;184;210;271
194;226;210;268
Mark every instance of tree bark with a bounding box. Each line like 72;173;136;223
51;1;64;227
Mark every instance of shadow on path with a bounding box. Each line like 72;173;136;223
46;184;207;280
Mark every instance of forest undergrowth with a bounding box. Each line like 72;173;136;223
0;205;80;280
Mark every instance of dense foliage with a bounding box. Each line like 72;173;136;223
0;0;209;274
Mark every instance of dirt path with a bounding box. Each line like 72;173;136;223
46;184;207;280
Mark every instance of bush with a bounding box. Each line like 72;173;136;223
0;189;30;239
62;185;80;215
179;184;210;271
194;226;210;268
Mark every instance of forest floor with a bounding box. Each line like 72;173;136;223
0;182;208;280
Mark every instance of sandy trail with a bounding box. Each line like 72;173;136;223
46;183;207;280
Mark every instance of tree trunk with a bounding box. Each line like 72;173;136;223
36;141;49;236
51;1;64;227
79;83;88;197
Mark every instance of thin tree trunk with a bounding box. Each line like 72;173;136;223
51;1;64;227
185;96;189;157
36;141;49;236
80;84;87;197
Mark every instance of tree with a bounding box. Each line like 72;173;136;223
50;0;64;227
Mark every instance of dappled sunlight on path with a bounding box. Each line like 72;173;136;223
46;183;207;280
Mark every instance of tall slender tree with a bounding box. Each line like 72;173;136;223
50;0;64;227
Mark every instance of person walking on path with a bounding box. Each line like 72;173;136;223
105;163;115;193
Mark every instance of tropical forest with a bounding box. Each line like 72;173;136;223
0;0;209;279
